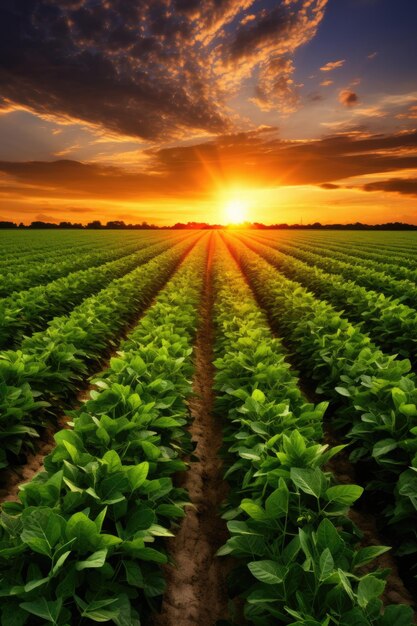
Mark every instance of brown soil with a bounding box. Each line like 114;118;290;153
154;233;231;626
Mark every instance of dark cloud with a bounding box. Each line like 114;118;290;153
339;89;359;107
1;129;417;201
0;1;327;140
363;178;417;197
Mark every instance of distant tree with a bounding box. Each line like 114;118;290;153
105;220;126;229
86;220;102;229
29;221;57;229
0;221;17;228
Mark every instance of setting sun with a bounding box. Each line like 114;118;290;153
224;198;248;224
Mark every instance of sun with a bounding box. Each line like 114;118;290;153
224;197;248;225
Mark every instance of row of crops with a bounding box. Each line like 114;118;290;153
0;230;416;624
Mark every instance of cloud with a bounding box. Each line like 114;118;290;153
1;129;417;204
320;80;333;87
320;59;345;72
363;178;417;197
339;89;359;107
0;1;328;141
396;105;417;120
367;51;378;60
320;183;340;189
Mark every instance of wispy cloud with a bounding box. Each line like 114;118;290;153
320;59;345;72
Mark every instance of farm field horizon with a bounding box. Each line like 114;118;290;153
1;229;417;624
2;0;417;621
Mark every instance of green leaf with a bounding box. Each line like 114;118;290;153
252;389;266;403
240;499;267;521
103;450;123;472
20;598;62;623
21;508;65;557
265;483;289;518
248;560;287;585
128;462;149;491
141;441;161;460
75;549;108;571
319;548;334;580
316;519;343;555
66;512;99;552
325;484;363;507
136;548;168;563
380;605;414;626
357;575;385;608
76;597;120;622
291;467;325;498
353;545;391;569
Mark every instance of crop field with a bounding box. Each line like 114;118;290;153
1;228;417;626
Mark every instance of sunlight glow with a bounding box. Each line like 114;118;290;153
224;197;248;224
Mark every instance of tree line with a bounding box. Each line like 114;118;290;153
1;220;417;230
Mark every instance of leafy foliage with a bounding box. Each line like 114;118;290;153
212;238;412;625
0;237;208;624
0;235;198;468
0;235;185;349
231;233;417;560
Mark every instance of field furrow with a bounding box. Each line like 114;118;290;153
154;232;230;626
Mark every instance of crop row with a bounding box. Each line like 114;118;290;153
0;232;149;266
226;234;417;561
259;232;417;259
0;236;209;625
0;233;174;297
260;233;417;268
240;234;417;366
253;234;417;312
212;237;411;625
0;235;190;350
258;234;417;294
0;234;200;469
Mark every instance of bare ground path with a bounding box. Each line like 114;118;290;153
154;233;230;626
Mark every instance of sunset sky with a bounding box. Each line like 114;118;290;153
1;0;417;225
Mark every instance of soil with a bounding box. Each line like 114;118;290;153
153;233;231;626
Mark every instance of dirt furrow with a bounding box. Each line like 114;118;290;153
154;233;230;626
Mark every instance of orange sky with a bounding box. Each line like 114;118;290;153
1;1;417;225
